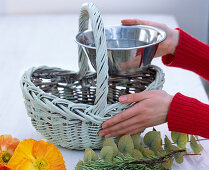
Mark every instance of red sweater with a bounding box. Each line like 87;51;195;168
162;28;209;138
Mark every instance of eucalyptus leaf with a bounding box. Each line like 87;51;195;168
144;131;162;148
141;147;155;157
83;150;92;162
132;149;143;160
84;148;98;161
164;135;173;153
164;137;184;164
131;134;142;150
75;160;84;168
162;157;173;169
100;146;114;162
150;140;164;153
174;151;183;164
103;138;118;157
190;135;203;154
138;144;145;152
171;131;188;149
118;135;134;155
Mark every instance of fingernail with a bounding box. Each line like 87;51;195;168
102;124;107;129
105;134;112;138
119;96;127;102
98;132;105;136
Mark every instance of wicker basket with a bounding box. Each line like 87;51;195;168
21;3;165;150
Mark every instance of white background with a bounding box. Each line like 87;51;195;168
0;1;209;169
0;0;209;43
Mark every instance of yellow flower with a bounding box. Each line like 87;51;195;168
0;135;20;164
8;139;66;170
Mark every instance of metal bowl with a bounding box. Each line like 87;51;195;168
75;25;166;75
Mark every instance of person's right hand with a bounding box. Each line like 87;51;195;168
121;19;179;57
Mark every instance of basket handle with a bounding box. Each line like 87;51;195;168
78;3;109;115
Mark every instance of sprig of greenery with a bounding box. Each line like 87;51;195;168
75;129;203;170
75;149;185;170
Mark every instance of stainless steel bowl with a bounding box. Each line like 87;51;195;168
75;25;166;75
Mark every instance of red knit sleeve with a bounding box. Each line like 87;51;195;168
162;28;209;81
162;29;209;138
168;93;209;138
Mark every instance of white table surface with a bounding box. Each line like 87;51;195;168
0;14;209;170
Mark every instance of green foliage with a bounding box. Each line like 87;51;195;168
83;148;99;162
75;160;84;170
161;157;173;169
118;135;134;155
144;129;164;154
141;147;155;157
164;135;183;164
144;130;162;148
152;140;164;153
164;135;172;150
174;149;183;164
171;131;188;148
190;135;203;154
132;149;143;160
100;146;114;162
75;131;204;170
103;138;118;157
132;133;142;150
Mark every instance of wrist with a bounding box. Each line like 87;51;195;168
169;29;179;55
165;94;173;122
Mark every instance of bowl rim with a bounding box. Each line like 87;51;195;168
75;25;167;51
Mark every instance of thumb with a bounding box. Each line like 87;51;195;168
119;91;152;103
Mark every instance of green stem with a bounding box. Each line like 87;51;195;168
184;154;201;156
127;149;186;165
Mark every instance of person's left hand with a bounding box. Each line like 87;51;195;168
98;90;173;138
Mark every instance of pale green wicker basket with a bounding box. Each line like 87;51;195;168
20;3;165;150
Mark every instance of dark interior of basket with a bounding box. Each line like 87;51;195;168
31;67;156;105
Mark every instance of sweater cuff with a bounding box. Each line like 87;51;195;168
168;93;209;138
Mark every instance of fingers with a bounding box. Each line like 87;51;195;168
99;121;146;137
102;101;146;129
121;19;155;26
129;128;145;135
99;113;147;136
119;90;153;103
121;19;141;25
121;19;168;33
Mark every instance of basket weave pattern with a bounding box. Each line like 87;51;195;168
21;3;165;150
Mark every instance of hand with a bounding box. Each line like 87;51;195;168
121;19;179;57
98;90;173;137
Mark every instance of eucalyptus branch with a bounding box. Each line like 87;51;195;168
75;132;204;170
76;149;186;170
127;149;186;165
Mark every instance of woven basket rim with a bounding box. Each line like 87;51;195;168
22;64;163;110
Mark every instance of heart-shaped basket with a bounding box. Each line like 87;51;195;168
21;3;165;150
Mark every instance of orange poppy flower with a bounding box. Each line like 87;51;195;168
0;135;20;164
0;163;10;170
8;139;66;170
